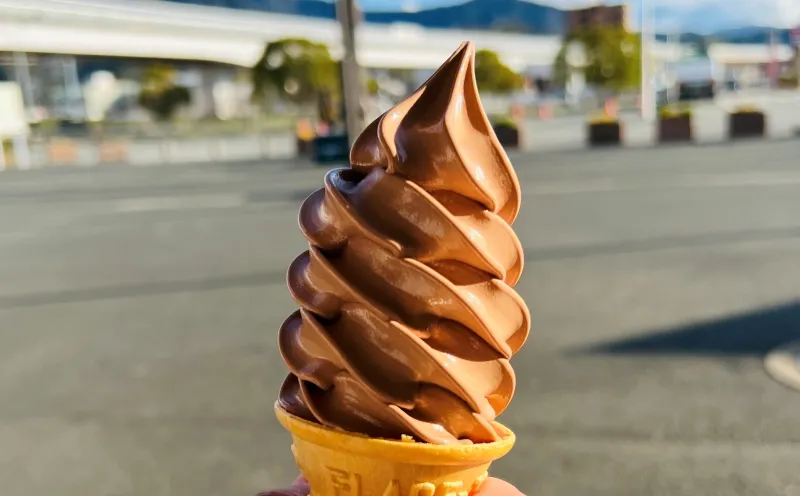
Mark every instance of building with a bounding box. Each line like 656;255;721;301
565;4;628;34
0;0;564;123
708;43;796;87
1;0;790;125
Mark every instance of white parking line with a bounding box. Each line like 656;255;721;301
681;172;800;188
113;194;246;213
529;172;800;196
764;342;800;393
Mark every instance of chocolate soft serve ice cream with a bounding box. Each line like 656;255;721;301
278;42;530;445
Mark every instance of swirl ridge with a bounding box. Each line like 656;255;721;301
278;42;530;445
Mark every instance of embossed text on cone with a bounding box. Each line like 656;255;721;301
276;406;515;496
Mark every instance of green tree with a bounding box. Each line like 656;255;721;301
251;38;340;105
474;50;524;93
553;28;641;91
138;63;191;121
366;78;380;96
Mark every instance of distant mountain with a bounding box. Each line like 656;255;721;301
165;0;565;34
652;1;794;35
363;0;565;34
166;0;792;42
708;27;792;45
164;0;335;17
656;28;792;46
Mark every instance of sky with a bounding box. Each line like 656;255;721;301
356;0;800;29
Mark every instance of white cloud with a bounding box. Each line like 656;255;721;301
531;0;800;28
775;0;800;27
400;0;422;12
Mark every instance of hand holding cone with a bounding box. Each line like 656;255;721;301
259;476;524;495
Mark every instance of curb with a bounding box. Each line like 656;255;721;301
764;341;800;392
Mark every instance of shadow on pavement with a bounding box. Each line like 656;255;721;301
582;301;800;356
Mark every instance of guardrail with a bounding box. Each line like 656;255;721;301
2;92;798;169
1;133;296;169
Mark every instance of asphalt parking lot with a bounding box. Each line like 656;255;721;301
2;139;800;496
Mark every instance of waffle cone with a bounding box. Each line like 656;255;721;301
275;405;515;496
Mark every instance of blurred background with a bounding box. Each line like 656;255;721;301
1;0;800;495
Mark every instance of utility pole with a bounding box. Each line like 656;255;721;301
665;22;680;105
796;45;800;90
640;0;656;121
10;52;33;169
768;27;778;89
336;0;364;146
12;52;35;118
61;55;86;121
791;26;800;89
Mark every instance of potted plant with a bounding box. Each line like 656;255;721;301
729;105;766;139
658;104;693;143
587;113;622;146
492;116;520;150
778;74;799;89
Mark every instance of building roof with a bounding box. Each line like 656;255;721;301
708;43;795;64
0;0;791;70
0;0;561;69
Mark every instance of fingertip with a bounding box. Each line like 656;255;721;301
476;477;525;496
256;476;310;496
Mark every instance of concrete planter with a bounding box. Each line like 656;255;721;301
493;123;520;150
658;115;693;143
588;121;622;147
296;137;314;157
729;111;766;139
98;140;129;164
48;139;78;165
312;134;350;164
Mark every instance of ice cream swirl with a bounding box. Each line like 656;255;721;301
278;42;530;445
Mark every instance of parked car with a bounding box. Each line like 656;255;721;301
674;57;723;101
679;80;716;101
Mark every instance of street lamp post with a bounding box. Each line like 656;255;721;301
565;42;588;106
768;27;779;89
10;52;33;169
336;0;365;147
665;21;680;105
792;26;800;89
796;45;800;90
640;0;656;122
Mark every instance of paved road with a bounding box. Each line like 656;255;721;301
2;140;800;496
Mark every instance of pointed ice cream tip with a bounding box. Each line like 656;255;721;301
350;41;522;224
